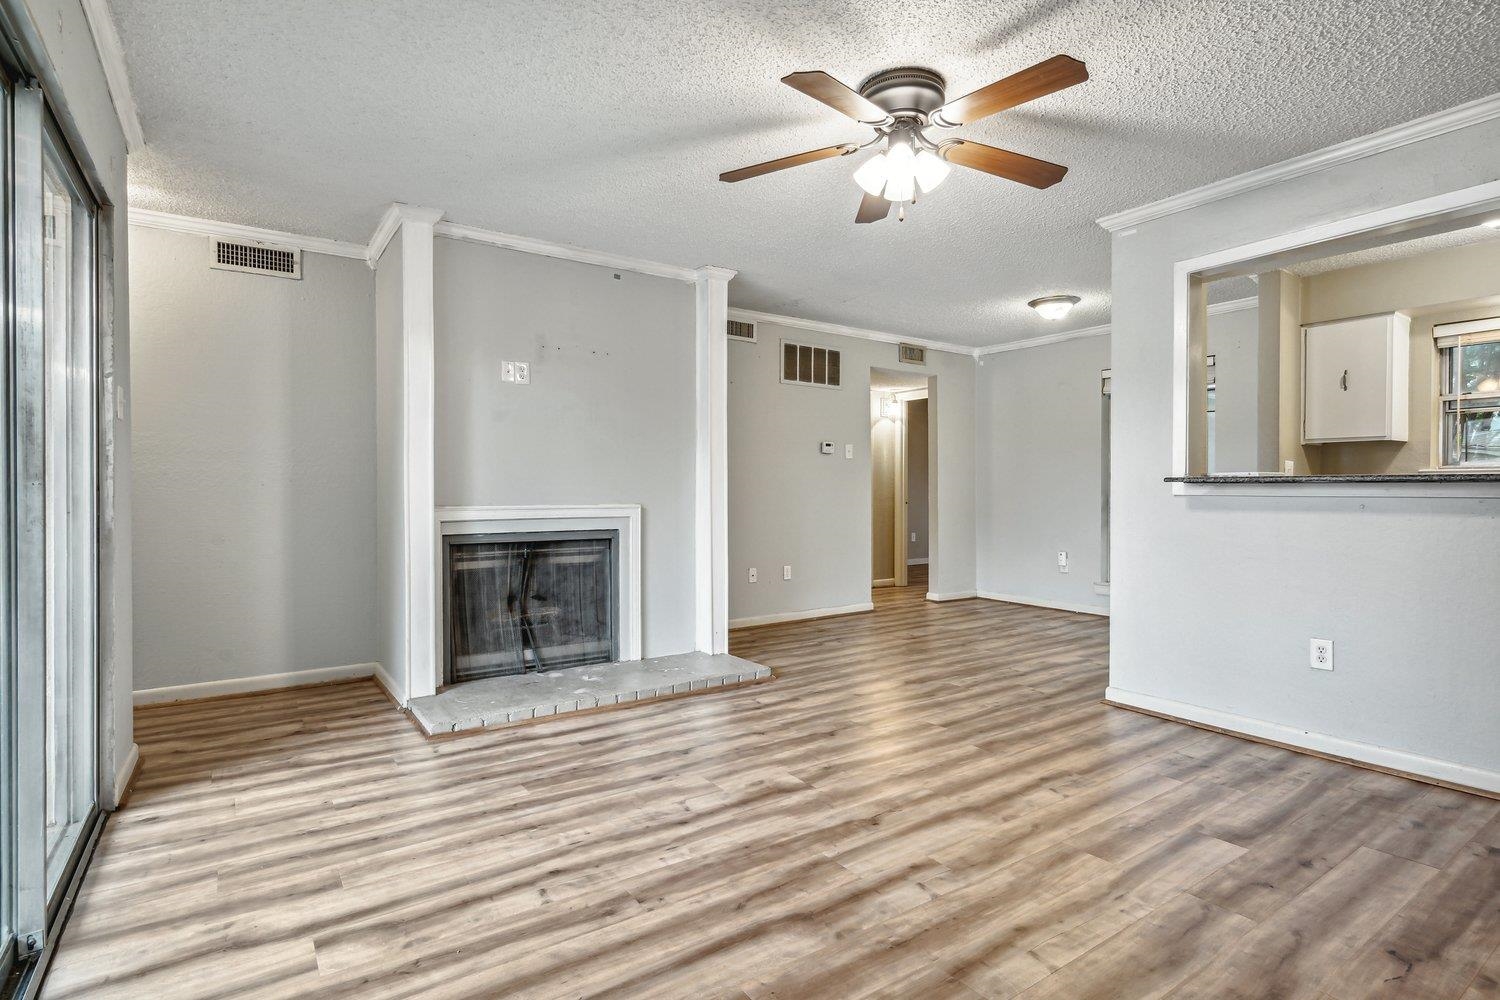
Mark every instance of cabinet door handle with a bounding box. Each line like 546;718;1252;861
1340;369;1349;391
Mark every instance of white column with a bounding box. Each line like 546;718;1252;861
694;267;736;654
396;205;444;700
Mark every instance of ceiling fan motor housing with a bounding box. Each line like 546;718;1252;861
858;67;947;120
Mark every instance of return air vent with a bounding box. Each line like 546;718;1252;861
898;343;926;365
727;319;756;342
209;237;301;279
781;340;841;388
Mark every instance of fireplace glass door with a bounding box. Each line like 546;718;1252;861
445;532;618;683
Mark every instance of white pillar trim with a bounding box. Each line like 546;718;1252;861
695;266;736;654
395;204;444;701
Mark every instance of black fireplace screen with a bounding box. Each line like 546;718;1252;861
444;530;619;684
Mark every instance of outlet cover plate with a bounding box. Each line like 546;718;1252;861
1310;638;1334;670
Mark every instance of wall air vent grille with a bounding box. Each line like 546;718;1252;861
209;238;301;279
898;343;926;365
727;319;756;342
781;340;841;388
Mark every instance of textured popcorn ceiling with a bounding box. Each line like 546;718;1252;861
1288;223;1500;276
114;0;1500;348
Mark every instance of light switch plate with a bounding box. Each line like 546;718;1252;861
845;443;854;459
783;565;791;580
747;568;757;583
500;361;515;383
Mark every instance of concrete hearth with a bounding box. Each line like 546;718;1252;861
407;651;771;735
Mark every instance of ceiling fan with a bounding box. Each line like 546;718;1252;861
719;55;1088;223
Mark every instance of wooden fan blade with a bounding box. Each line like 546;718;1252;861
855;190;891;224
931;55;1088;127
782;71;894;125
719;144;856;183
939;139;1068;189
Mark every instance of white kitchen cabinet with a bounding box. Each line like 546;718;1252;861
1302;313;1410;444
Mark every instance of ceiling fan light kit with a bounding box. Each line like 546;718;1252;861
1028;294;1081;320
719;55;1088;224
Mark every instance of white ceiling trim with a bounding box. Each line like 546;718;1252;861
727;307;978;358
1097;91;1500;233
127;209;368;258
365;203;406;266
976;322;1110;356
79;0;144;152
974;296;1258;356
434;220;704;283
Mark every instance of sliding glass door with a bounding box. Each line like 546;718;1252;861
3;63;104;998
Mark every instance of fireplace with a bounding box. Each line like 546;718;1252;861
444;530;619;684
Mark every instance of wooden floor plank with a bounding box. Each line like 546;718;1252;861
41;579;1500;999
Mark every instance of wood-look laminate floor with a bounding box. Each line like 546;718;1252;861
46;583;1500;999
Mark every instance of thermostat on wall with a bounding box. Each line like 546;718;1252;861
819;440;835;455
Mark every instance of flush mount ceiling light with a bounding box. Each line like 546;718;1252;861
1484;218;1500;229
719;56;1088;224
1028;294;1081;320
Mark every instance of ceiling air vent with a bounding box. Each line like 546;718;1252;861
898;343;926;365
781;340;840;388
727;319;756;343
209;237;301;279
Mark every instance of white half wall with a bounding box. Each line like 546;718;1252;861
432;237;700;657
728;320;975;623
130;226;378;691
1107;114;1500;789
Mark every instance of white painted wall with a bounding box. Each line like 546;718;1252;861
130;227;377;693
374;229;407;702
1108;116;1500;789
728;321;975;624
432;237;699;656
21;0;134;798
976;334;1111;613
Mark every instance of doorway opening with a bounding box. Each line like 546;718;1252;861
870;368;933;592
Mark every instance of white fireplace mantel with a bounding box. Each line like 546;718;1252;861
423;504;643;700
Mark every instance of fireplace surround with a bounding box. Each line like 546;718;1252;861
428;505;642;697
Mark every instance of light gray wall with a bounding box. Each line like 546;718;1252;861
729;322;975;622
1109;117;1500;780
1206;305;1265;474
374;230;406;701
432;237;698;656
907;397;929;562
20;0;134;790
130;227;377;691
976;334;1111;612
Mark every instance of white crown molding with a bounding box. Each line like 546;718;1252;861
365;203;444;267
976;321;1110;356
128;209;367;259
433;220;704;282
727;307;979;358
1208;295;1258;316
1098;92;1500;233
80;0;144;152
975;296;1258;357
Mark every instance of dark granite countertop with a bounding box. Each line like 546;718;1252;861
1167;473;1500;484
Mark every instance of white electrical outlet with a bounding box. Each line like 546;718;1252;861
747;568;757;583
783;565;791;580
513;361;530;384
1057;551;1069;573
845;443;854;459
1310;638;1334;670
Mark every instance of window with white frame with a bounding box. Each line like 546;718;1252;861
1435;318;1500;468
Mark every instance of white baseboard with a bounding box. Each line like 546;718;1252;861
907;558;929;566
133;662;379;705
110;742;139;809
729;602;874;629
978;591;1111;617
372;663;403;705
926;590;977;602
1105;686;1500;795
